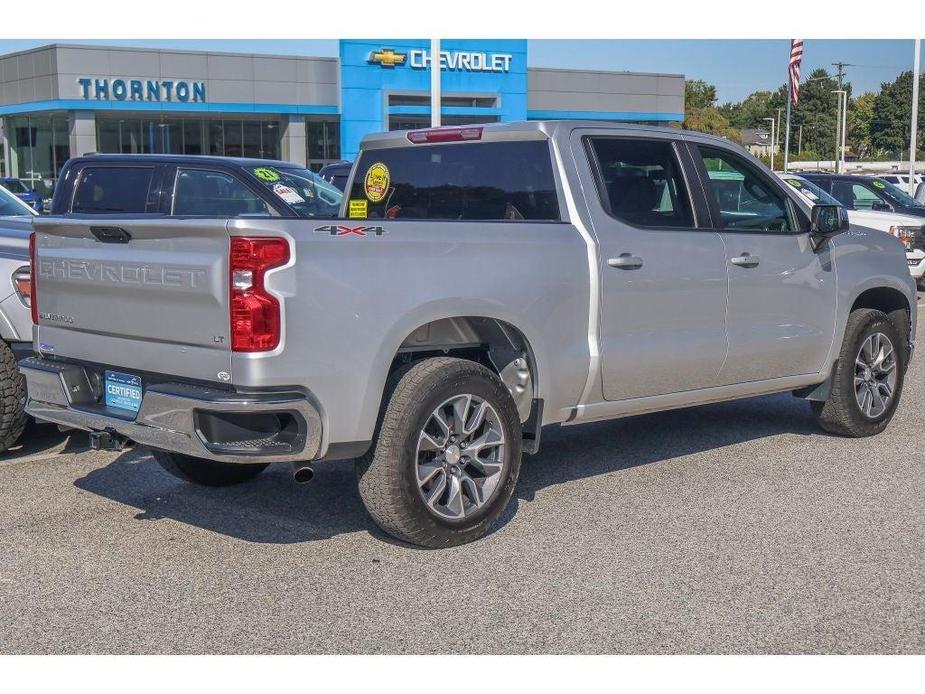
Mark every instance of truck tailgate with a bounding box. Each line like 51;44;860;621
33;217;232;383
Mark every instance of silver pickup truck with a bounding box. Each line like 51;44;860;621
21;122;917;547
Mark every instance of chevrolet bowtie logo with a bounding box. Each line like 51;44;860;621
368;49;407;68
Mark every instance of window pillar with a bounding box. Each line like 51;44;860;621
281;115;307;167
69;111;97;157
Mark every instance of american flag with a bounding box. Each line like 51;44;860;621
789;39;804;106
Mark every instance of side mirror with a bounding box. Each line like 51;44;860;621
810;204;849;249
872;200;893;212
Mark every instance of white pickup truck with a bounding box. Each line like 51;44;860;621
21;122;917;547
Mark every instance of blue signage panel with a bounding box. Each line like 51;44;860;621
339;39;528;160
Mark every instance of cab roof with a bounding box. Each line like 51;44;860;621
358;120;737;149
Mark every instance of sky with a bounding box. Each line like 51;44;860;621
0;38;917;103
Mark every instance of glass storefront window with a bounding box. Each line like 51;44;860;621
6;113;70;197
97;116;282;160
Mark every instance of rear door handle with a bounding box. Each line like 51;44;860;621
608;254;644;270
730;253;760;268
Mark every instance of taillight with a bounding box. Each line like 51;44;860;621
12;266;31;308
229;236;290;352
406;126;483;144
28;232;38;324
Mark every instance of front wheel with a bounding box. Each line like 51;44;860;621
812;308;906;437
356;357;523;548
153;450;268;487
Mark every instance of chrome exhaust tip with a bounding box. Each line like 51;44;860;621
292;463;315;484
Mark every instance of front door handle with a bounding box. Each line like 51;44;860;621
730;253;760;268
608;254;644;270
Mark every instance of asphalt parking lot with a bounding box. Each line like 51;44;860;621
1;294;923;655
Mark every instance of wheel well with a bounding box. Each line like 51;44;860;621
851;286;910;316
850;286;913;358
392;317;537;423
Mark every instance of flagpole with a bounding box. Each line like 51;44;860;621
784;75;792;172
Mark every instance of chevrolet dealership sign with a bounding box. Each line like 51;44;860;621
369;48;513;73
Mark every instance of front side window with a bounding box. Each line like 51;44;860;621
71;166;154;214
697;146;794;232
346;140;559;221
172;169;270;217
587;137;693;228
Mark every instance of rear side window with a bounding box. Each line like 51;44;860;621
172;169;270;217
347;140;560;221
71;166;154;214
587;137;693;228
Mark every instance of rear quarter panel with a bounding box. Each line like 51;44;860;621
0;217;33;342
229;218;591;452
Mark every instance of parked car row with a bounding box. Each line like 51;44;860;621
778;173;925;289
9;122;916;548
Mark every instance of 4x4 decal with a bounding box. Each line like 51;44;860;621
314;224;388;237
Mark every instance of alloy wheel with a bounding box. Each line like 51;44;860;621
415;394;507;520
853;331;897;418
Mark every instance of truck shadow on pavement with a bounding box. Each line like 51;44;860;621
72;391;820;546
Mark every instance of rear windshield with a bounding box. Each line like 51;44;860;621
347;140;560;221
71;166;154;214
243;165;342;218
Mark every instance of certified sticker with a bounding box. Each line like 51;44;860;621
253;167;280;183
349;199;368;218
872;180;886;189
363;162;390;202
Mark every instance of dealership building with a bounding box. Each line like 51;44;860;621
0;39;684;192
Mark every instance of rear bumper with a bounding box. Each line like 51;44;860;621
20;357;322;464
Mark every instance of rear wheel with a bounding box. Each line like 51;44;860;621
152;450;268;487
0;340;27;454
812;308;906;437
356;357;522;548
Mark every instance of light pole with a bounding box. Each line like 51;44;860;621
909;39;920;195
430;38;441;127
832;89;847;173
763;117;776;170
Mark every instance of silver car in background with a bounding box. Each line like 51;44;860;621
0;186;36;452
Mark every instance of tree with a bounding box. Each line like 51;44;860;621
685;80;718;110
719;87;787;130
786;68;844;160
870;70;925;158
684;107;741;142
682;79;740;141
848;92;877;158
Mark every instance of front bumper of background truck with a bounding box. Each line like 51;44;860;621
20;356;322;464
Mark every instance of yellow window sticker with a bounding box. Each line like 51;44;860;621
872;180;886;189
363;162;390;203
349;199;369;219
253;167;280;183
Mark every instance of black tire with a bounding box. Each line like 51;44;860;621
152;450;268;487
812;308;906;437
0;340;27;454
355;357;523;548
